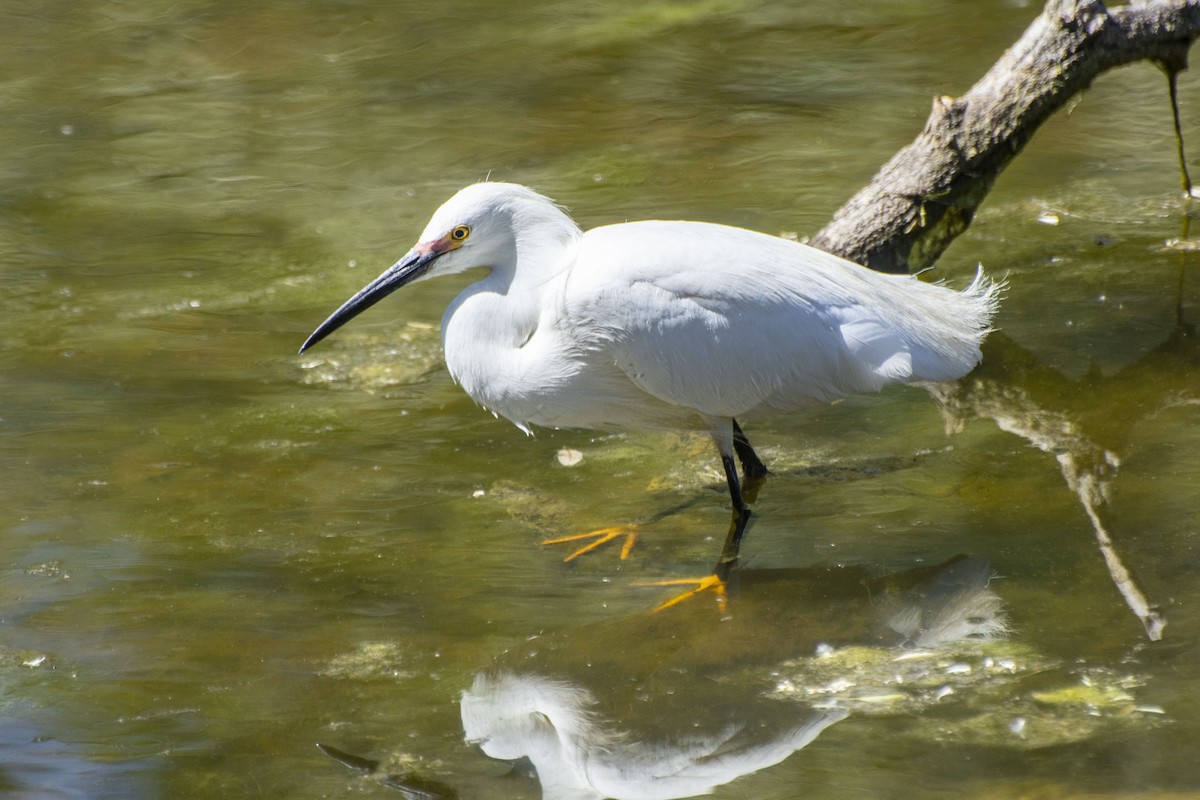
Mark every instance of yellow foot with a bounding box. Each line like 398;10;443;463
541;524;639;562
635;573;728;613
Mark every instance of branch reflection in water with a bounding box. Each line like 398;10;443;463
459;556;1005;800
927;320;1199;641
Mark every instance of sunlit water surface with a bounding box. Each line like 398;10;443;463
2;1;1198;798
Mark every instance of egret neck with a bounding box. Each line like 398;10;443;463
441;197;583;432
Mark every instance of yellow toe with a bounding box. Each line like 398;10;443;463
635;573;728;612
541;524;639;562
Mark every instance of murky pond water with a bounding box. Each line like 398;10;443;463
2;1;1199;797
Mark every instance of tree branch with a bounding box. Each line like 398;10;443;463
809;0;1200;274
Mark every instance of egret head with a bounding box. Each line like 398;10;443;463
299;182;568;353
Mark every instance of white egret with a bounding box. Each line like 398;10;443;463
300;183;1001;598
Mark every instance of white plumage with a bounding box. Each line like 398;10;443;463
460;670;846;800
302;182;1001;565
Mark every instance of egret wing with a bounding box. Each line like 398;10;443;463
564;220;991;420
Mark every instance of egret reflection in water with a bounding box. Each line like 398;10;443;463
453;556;1006;800
461;673;846;800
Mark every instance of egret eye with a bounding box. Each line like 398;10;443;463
450;225;471;242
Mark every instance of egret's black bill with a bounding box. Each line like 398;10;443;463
299;249;438;353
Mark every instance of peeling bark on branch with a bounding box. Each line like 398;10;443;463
810;0;1200;274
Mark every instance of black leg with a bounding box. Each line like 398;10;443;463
715;452;753;576
641;429;759;612
732;419;770;479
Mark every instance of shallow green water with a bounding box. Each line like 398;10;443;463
2;1;1198;798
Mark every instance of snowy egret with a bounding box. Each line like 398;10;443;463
301;183;1000;597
